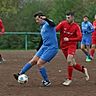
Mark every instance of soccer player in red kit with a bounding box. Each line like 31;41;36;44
90;15;96;59
56;12;89;86
0;19;5;63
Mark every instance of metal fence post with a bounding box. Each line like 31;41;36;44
25;33;28;50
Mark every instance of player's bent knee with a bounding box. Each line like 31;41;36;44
28;59;37;65
67;60;72;65
67;55;74;65
37;63;43;68
37;59;46;68
67;57;73;65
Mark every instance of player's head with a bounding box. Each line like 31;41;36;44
66;12;74;23
34;11;45;25
83;15;88;22
94;14;96;20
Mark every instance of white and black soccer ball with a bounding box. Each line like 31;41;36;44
18;74;28;84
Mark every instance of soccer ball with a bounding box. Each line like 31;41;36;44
18;74;28;84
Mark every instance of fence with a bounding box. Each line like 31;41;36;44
3;32;41;50
0;32;80;50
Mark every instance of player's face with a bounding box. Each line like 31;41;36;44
66;15;74;23
83;17;88;22
94;15;96;20
35;16;43;25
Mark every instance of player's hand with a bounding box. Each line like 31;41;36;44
64;37;69;41
40;16;47;20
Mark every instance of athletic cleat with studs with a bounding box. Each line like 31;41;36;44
86;56;92;62
42;80;51;87
13;73;20;80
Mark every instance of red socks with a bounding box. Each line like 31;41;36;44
68;64;84;80
90;49;95;57
73;64;84;73
68;66;73;80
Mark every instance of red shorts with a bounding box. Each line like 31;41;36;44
92;37;96;45
61;44;76;58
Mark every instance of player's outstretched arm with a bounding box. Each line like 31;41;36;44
40;16;55;27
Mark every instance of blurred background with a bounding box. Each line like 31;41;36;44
0;0;96;50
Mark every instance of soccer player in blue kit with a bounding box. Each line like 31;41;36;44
81;15;94;62
13;11;58;86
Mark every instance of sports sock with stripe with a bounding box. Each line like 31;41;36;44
19;63;32;74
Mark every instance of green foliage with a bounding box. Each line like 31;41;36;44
0;33;41;50
0;0;96;31
0;0;96;49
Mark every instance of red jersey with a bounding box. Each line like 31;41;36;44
56;20;82;48
92;20;96;38
0;19;5;33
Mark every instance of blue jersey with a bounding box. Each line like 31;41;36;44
81;21;94;37
81;21;94;45
35;21;58;62
40;21;58;48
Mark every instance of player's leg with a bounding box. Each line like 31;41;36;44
19;46;46;74
62;46;74;86
65;55;89;81
37;59;51;86
13;46;45;80
0;54;2;61
73;59;89;81
81;44;91;61
19;55;39;74
13;55;39;80
63;54;89;85
62;54;73;86
90;44;96;58
81;44;88;56
81;37;90;56
69;44;90;81
37;48;58;86
90;38;96;58
62;45;89;86
81;37;87;55
62;47;73;85
0;54;5;63
66;45;76;81
85;37;92;61
81;37;92;61
70;44;89;80
86;45;92;61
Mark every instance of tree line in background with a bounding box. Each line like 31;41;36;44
0;0;96;49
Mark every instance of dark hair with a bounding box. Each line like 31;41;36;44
34;11;45;17
66;12;74;16
83;15;88;18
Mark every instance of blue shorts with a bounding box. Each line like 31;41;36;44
35;45;58;62
81;36;92;45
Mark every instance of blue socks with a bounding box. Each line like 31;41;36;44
19;63;49;82
39;67;49;82
19;63;32;74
